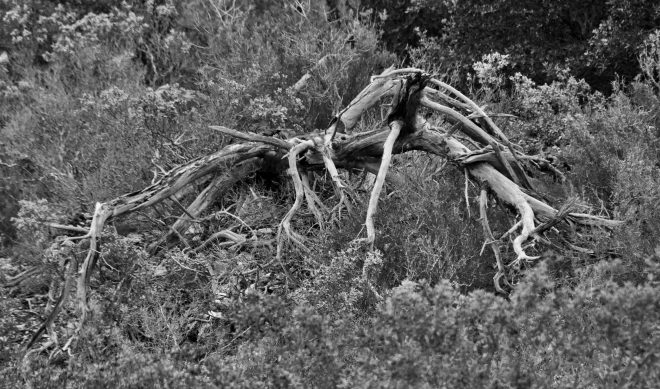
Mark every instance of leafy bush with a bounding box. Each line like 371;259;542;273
370;0;660;91
586;0;660;86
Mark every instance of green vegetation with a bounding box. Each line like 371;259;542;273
1;1;659;387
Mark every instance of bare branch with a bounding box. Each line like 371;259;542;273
277;140;315;259
28;67;626;348
210;125;291;150
46;223;89;234
479;189;507;293
360;120;403;247
326;66;402;140
301;172;327;229
469;164;540;263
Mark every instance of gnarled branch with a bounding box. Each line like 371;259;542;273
31;67;623;351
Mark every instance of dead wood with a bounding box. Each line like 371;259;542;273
29;66;624;351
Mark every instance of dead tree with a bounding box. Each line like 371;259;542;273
26;67;622;350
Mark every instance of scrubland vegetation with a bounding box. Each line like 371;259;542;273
1;1;660;387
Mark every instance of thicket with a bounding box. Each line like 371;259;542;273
366;0;660;91
1;0;659;387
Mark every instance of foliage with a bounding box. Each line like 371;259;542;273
638;29;660;91
1;0;660;387
0;0;393;237
368;0;660;91
586;0;660;86
4;258;660;388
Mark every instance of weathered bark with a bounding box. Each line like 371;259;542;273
277;139;316;259
150;160;262;252
326;65;400;138
363;120;403;247
479;188;507;293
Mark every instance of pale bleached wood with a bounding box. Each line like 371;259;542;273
362;120;403;246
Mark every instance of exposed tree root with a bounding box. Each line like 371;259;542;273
25;256;77;350
479;188;508;293
301;172;328;229
321;145;353;222
469;163;540;264
150;161;261;252
29;67;625;352
277;140;316;259
190;229;247;252
360;120;402;247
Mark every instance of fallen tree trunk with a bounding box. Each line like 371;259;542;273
27;67;623;350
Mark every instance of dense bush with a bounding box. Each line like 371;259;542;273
368;0;660;91
6;257;659;388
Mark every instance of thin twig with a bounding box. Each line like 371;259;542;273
45;223;90;234
26;256;78;351
210;125;291;150
464;169;471;218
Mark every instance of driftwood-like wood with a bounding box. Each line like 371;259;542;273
29;67;623;350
